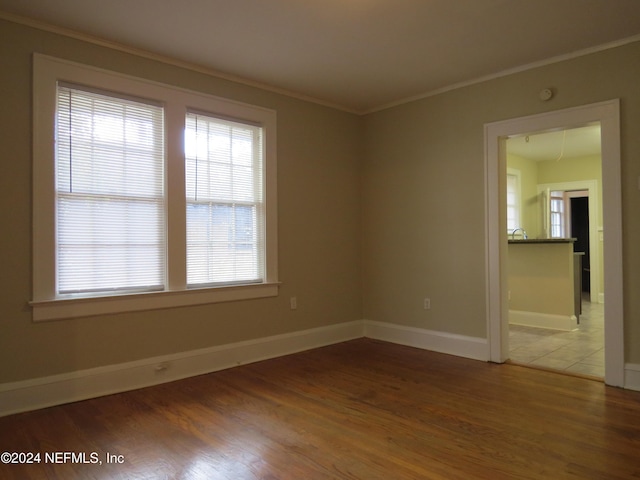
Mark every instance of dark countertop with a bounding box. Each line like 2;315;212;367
508;238;577;244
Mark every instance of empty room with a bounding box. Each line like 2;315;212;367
1;1;640;478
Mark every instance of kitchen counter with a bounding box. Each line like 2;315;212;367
508;240;578;330
508;238;576;244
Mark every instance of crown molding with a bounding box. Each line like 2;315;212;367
3;10;640;116
365;33;640;114
0;11;360;115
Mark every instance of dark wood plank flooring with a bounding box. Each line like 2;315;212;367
1;339;639;479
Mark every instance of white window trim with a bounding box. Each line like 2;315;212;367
32;54;278;321
549;190;566;238
506;167;522;234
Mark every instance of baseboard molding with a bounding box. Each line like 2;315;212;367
0;320;363;417
509;310;578;331
624;363;640;392
13;318;631;417
363;320;488;361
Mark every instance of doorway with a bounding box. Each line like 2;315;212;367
507;170;603;376
548;190;593;295
570;193;590;293
484;100;624;387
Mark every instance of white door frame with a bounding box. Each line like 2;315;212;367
484;100;624;387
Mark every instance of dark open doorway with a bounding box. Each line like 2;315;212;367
570;195;590;294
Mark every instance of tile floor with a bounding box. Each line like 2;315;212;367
508;296;604;378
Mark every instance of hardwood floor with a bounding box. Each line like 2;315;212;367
1;339;639;479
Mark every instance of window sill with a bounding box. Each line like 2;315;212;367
30;282;280;322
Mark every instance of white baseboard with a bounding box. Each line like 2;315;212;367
15;318;634;418
624;363;640;391
363;320;488;361
509;310;578;331
0;320;363;417
598;293;605;304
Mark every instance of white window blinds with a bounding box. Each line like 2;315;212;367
56;85;165;295
185;112;264;286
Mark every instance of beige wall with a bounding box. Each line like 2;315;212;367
2;18;640;385
0;19;363;382
363;40;640;361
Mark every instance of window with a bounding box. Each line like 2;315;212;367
56;85;166;295
549;190;566;238
32;55;278;321
185;113;264;286
506;168;521;233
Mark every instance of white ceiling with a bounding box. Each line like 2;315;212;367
2;0;640;113
507;124;602;162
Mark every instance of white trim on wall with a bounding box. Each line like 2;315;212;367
509;310;578;331
364;320;488;361
0;321;364;417
624;364;640;392
484;100;624;387
0;320;490;417
2;312;632;417
31;54;280;321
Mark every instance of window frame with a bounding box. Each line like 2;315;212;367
184;112;266;287
506;167;522;234
32;54;278;321
55;84;167;296
549;190;567;238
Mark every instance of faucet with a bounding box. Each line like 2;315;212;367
511;228;528;240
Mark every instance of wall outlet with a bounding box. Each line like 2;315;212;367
423;298;431;310
290;296;297;310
